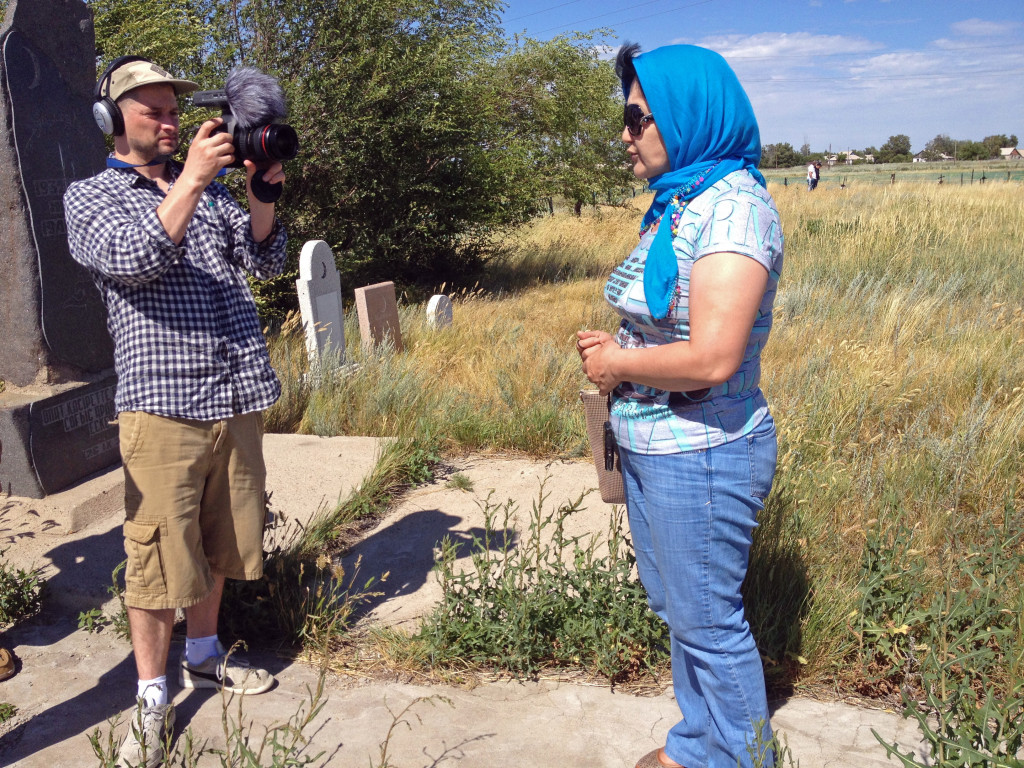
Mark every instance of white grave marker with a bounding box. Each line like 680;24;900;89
296;240;345;367
426;294;453;330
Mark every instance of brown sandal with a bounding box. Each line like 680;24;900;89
634;748;684;768
0;647;15;681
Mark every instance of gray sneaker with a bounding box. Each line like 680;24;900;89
179;641;274;695
118;702;174;768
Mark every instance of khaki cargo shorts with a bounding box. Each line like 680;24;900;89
119;411;266;610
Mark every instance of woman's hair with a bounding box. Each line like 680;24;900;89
615;42;642;99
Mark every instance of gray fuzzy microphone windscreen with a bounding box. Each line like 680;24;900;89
223;66;287;128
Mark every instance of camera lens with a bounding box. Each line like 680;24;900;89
239;124;299;162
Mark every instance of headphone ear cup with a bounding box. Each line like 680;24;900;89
92;97;123;136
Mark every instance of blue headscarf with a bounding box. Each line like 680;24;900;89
628;45;766;319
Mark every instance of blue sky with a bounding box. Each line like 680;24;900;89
499;0;1024;153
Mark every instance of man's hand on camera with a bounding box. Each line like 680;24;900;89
245;160;284;242
244;160;285;207
181;118;235;189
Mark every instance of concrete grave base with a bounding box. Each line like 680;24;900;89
0;376;119;500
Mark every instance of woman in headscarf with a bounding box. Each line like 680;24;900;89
577;43;783;768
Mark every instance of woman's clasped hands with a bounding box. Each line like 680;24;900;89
576;330;622;395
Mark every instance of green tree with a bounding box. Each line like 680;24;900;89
232;0;542;295
759;142;800;169
879;134;912;163
85;0;631;316
924;134;955;161
88;0;233;139
956;140;987;161
982;134;1016;158
489;34;632;215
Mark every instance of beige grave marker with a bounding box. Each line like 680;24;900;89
354;281;403;353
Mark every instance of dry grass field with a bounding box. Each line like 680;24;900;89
265;178;1024;696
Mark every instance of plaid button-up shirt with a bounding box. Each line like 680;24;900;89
63;163;287;420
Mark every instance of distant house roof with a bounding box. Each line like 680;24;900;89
1001;147;1022;158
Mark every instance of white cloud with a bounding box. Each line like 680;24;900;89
848;51;944;77
668;29;1024;152
683;31;880;60
950;18;1019;38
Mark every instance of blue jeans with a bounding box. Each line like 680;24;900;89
620;414;777;768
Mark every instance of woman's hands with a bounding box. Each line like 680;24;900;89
577;330;622;396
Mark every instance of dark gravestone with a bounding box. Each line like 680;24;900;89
29;376;118;495
0;1;120;498
0;0;112;385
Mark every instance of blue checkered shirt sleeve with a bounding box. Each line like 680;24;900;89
63;164;287;420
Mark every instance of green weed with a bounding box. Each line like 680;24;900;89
221;504;379;652
445;472;474;492
418;485;667;682
78;560;130;641
0;701;15;723
373;695;453;768
856;502;1024;767
746;719;800;768
0;549;44;627
298;432;441;556
88;647;327;767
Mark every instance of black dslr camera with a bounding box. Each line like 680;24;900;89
192;67;299;202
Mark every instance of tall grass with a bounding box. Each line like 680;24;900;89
266;181;1024;694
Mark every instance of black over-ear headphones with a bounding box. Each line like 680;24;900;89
92;55;153;136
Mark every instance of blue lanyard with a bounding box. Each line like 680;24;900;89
106;156;227;177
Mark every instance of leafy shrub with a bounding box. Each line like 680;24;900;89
418;486;667;682
855;502;1024;767
0;549;44;627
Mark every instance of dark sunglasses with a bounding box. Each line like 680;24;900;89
623;103;655;137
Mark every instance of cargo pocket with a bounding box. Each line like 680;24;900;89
123;520;166;593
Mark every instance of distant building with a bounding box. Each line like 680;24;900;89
1001;147;1022;160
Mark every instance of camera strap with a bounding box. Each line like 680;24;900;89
106;156;227;176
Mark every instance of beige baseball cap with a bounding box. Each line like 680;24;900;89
108;60;198;101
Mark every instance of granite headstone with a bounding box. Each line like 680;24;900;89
354;281;403;353
426;294;453;330
0;0;119;498
296;240;345;367
0;0;112;385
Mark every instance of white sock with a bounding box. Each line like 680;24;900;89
185;635;220;666
137;676;167;708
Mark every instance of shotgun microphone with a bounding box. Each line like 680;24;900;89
193;67;298;203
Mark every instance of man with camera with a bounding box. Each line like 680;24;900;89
63;58;287;767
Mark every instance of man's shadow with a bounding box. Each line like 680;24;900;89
0;522;140;764
339;507;516;624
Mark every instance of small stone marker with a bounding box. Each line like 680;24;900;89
354;281;403;353
426;294;453;330
295;240;345;367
